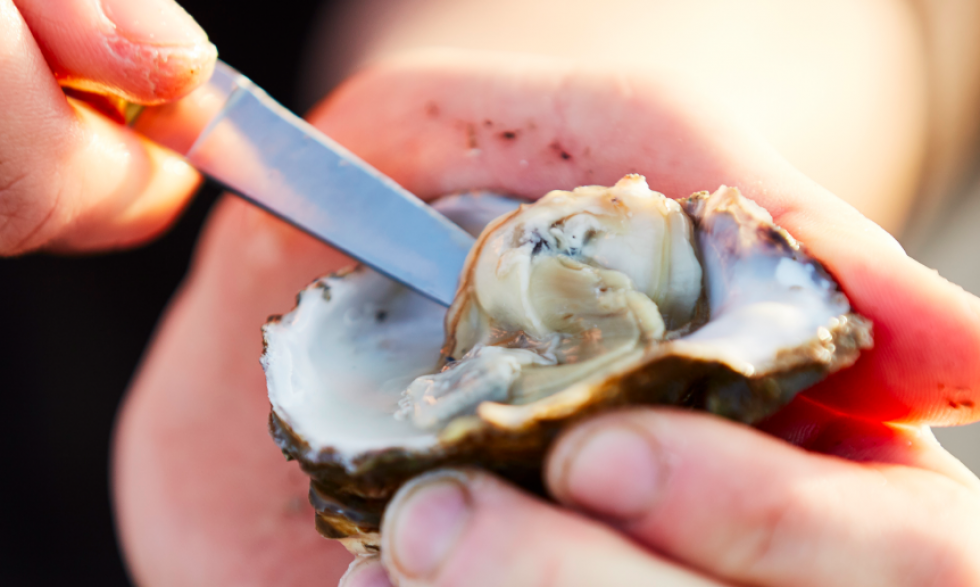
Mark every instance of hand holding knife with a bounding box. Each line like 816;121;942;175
130;62;474;307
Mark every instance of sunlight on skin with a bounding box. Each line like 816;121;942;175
115;50;980;585
0;0;214;254
310;0;933;235
1;0;971;581
113;1;980;584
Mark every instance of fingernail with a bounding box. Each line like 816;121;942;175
383;473;472;579
100;0;208;45
553;423;664;520
339;558;393;587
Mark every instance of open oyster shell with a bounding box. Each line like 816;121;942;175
263;176;872;554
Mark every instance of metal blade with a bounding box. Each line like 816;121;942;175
181;65;474;306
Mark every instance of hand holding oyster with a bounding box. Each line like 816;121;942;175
263;174;872;552
114;52;980;586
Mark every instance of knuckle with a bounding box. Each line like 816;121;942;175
715;476;980;587
438;551;566;587
721;484;805;579
433;505;575;587
0;167;65;254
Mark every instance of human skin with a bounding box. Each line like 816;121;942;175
4;0;980;584
112;50;980;586
306;0;980;238
0;0;215;254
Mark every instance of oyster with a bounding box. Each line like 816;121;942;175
263;175;872;553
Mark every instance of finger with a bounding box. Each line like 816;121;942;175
759;394;980;490
340;557;393;587
0;0;203;253
311;48;980;425
545;409;980;587
379;469;726;587
14;0;216;103
109;51;975;584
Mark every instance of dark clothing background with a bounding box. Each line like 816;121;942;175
0;2;332;584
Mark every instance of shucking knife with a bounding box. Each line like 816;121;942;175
129;61;474;307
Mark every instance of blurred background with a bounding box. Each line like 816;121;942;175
0;1;330;584
1;0;978;585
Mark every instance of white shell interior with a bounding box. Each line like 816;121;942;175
263;194;521;464
667;188;849;375
264;184;854;463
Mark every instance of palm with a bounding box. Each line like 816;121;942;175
113;51;980;586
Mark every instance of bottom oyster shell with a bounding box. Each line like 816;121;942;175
262;178;872;553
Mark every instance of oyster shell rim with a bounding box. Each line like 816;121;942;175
262;185;874;550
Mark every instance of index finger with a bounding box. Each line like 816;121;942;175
313;49;980;425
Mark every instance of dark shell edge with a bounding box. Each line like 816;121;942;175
264;187;875;549
268;311;871;545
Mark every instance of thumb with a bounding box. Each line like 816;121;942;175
14;0;216;104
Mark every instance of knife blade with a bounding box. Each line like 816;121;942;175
132;61;474;307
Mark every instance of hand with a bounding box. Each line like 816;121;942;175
112;50;980;585
0;0;215;254
343;406;980;587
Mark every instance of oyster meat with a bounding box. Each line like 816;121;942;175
262;175;872;553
